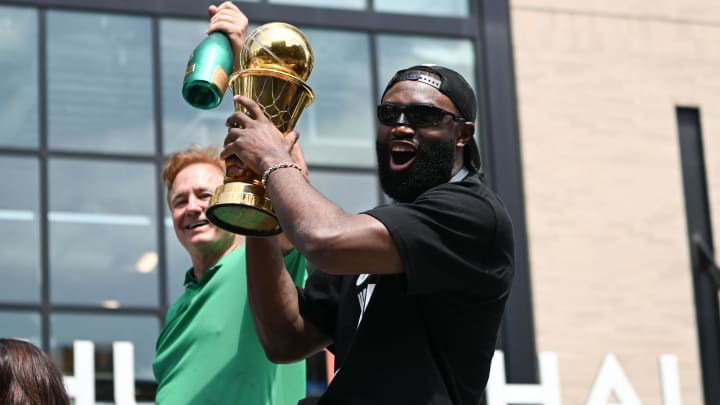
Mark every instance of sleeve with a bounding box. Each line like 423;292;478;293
365;180;514;297
297;266;344;339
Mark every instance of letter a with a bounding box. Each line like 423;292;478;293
586;353;641;405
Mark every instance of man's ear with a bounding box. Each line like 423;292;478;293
455;122;475;148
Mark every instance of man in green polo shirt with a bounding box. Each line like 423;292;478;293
152;144;307;404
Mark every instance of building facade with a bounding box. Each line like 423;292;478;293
0;0;717;403
512;1;719;403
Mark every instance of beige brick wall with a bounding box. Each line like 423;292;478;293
510;1;720;403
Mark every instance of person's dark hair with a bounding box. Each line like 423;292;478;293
0;338;71;405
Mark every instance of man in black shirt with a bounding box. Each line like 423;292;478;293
223;40;515;403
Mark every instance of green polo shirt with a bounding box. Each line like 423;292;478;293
153;246;307;405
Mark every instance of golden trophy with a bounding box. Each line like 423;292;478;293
206;22;315;236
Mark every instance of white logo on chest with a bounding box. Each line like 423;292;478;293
356;274;375;327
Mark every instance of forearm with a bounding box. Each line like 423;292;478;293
262;165;403;275
245;236;330;362
277;232;295;255
222;96;402;274
262;165;349;265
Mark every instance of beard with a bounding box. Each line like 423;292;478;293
376;136;455;203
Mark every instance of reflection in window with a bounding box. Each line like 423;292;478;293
376;34;476;96
51;314;159;381
310;171;378;214
160;19;236;154
164;213;192;304
0;6;38;148
0;311;42;346
375;0;469;17
48;159;158;307
268;0;365;10
0;157;40;303
294;28;375;168
46;11;154;154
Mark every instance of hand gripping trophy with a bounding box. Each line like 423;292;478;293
183;23;315;236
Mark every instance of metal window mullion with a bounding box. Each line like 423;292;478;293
677;106;720;405
3;0;476;36
477;0;538;383
38;6;52;352
151;16;169;324
368;30;386;205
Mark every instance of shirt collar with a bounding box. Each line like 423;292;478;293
183;262;222;288
450;167;469;183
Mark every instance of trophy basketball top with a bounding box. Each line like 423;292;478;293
240;22;314;80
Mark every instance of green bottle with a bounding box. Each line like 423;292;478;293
182;32;234;110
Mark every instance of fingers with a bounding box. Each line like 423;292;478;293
223;97;261;129
287;131;310;179
211;1;245;17
223;128;238;147
207;2;248;43
219;138;240;162
221;96;301;174
207;2;247;71
224;155;247;180
286;130;300;148
233;95;266;121
224;113;243;131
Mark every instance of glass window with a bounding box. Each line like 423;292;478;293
294;28;375;168
51;313;159;381
310;170;378;214
162;23;376;167
0;6;38;148
0;311;42;346
164;213;192;304
48;159;158;307
374;0;470;17
268;0;365;10
0;157;40;303
46;11;154;154
376;34;477;96
160;19;236;154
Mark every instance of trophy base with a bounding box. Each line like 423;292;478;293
206;182;281;236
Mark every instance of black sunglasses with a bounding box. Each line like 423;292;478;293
376;103;465;128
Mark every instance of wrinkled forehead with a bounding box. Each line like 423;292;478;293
169;163;223;193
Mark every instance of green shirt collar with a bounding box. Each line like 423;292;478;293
183;262;222;288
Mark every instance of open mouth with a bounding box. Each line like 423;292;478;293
390;141;417;171
185;219;210;230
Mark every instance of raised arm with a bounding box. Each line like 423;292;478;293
245;235;331;362
222;96;404;275
207;1;248;72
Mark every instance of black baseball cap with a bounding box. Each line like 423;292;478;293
382;64;481;173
